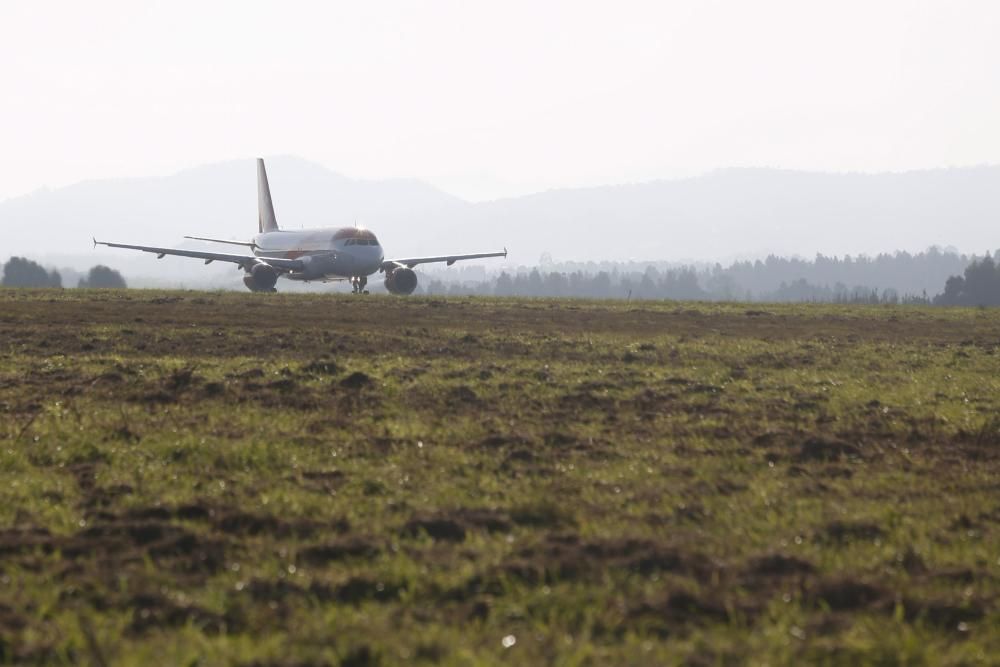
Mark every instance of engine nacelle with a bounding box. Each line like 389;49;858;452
384;266;418;295
243;263;278;292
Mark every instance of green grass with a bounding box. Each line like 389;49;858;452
1;289;999;665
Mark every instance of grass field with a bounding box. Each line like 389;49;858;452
1;289;999;665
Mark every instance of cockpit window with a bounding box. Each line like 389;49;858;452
343;238;380;246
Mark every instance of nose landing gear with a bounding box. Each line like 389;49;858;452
351;275;369;294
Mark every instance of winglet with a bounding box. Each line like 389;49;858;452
93;237;97;248
504;247;508;258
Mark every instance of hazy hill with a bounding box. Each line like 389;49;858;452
2;157;998;287
468;167;1000;263
1;156;465;252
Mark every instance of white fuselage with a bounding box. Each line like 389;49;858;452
252;227;385;281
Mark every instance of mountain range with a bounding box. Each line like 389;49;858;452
2;156;998;287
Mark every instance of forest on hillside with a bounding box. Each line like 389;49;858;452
423;248;994;303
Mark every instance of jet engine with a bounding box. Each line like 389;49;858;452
243;263;278;292
384;266;418;295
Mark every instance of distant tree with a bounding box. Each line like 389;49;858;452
938;274;966;305
78;265;127;289
543;271;569;297
592;271;612;298
424;279;446;296
494;272;514;297
526;269;543;297
634;273;653;299
1;257;62;287
934;253;1000;306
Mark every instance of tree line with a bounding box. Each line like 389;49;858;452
6;249;1000;305
2;257;126;288
934;254;1000;306
424;248;999;305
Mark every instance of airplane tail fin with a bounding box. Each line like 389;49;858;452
257;158;279;233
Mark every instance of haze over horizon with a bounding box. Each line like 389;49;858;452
5;156;999;276
3;1;1000;203
6;155;999;207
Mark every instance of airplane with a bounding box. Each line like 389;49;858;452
94;158;507;294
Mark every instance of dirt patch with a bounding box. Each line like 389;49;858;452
67;462;100;497
959;417;1000;452
201;380;227;397
213;512;344;539
486;534;716;587
806;577;889;611
899;596;987;629
797;438;863;462
74;521;225;575
165;367;199;392
452;508;513;533
244;575;405;607
333;576;406;604
296;469;347;494
559;388;617;412
402;517;467;542
735;553;820;602
303;359;340;375
0;518;225;580
235;383;323;411
125;501;351;538
266;378;297;392
479;430;533;447
402;508;514;542
821;520;885;543
91;371;125;386
448;385;480;405
744;553;817;578
124;506;173;521
297;536;381;566
340;372;373;389
500;447;537;464
930;567;987;584
628;589;741;636
127;591;231;636
0;602;27;634
509;501;576;529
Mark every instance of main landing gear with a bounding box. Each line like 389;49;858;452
351;275;369;294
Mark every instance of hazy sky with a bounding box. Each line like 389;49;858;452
2;0;999;202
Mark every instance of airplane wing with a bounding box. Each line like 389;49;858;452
382;248;507;271
183;235;258;249
93;239;305;272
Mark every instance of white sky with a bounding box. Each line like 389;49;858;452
2;0;999;202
